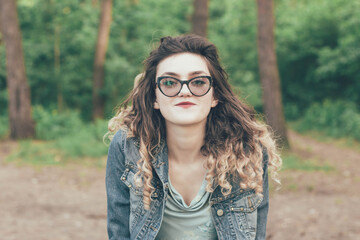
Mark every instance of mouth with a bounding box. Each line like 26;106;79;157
175;101;196;107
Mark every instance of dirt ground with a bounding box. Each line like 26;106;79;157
0;131;359;240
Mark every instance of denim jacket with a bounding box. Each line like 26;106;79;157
106;130;269;240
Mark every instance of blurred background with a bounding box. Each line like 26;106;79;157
0;0;359;239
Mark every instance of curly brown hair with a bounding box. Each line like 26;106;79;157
107;35;282;210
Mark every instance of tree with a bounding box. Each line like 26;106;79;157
92;0;113;120
192;0;208;37
0;0;35;139
256;0;289;148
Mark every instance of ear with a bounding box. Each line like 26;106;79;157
154;100;160;109
211;98;218;108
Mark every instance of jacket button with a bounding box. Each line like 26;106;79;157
217;209;224;216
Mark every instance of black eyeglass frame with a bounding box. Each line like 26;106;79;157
156;76;213;97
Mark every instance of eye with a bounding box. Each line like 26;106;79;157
193;80;206;85
160;78;178;87
190;77;208;87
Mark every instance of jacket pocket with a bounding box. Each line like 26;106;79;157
230;193;263;240
121;166;143;196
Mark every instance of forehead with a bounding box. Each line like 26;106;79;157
156;53;209;77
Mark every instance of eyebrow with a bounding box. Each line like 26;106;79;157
159;71;208;77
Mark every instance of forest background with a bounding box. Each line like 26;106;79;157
0;0;360;239
1;0;360;148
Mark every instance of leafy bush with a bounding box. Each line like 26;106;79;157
277;0;360;116
32;106;108;157
6;117;109;166
0;115;9;139
7;140;59;166
295;100;360;141
32;105;83;140
54;119;109;158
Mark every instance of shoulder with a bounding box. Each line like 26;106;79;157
111;128;127;142
108;128;141;166
108;128;128;153
110;128;140;146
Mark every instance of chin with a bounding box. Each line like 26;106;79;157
166;117;207;127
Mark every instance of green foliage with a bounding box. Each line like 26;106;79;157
0;0;192;120
32;106;108;158
7;140;59;166
15;0;99;120
294;100;360;141
209;0;262;109
32;105;83;140
0;115;9;139
0;73;6;115
282;153;333;172
6;110;109;165
53;119;108;158
0;0;359;126
276;0;360;118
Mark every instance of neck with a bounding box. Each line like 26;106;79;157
166;121;206;164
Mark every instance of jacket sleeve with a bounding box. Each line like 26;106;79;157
106;131;130;240
255;150;270;240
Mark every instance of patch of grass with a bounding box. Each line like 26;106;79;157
6;119;109;167
32;105;83;140
293;129;360;153
293;100;360;141
53;119;109;159
0;115;9;140
281;153;334;172
287;183;298;191
306;184;315;192
6;139;107;168
6;140;61;166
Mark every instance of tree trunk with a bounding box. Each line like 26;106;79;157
256;0;289;148
0;0;35;139
92;0;112;120
192;0;208;37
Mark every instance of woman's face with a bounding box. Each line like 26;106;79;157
154;52;218;127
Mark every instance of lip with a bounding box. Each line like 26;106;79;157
175;101;196;108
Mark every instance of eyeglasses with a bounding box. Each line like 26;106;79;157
156;76;212;97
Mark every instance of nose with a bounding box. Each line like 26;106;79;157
178;83;192;97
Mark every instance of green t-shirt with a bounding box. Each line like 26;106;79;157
155;178;218;240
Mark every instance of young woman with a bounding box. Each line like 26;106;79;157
105;35;281;240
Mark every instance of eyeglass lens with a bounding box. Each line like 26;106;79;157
158;77;211;97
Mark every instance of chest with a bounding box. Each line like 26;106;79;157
122;163;264;240
168;163;207;206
